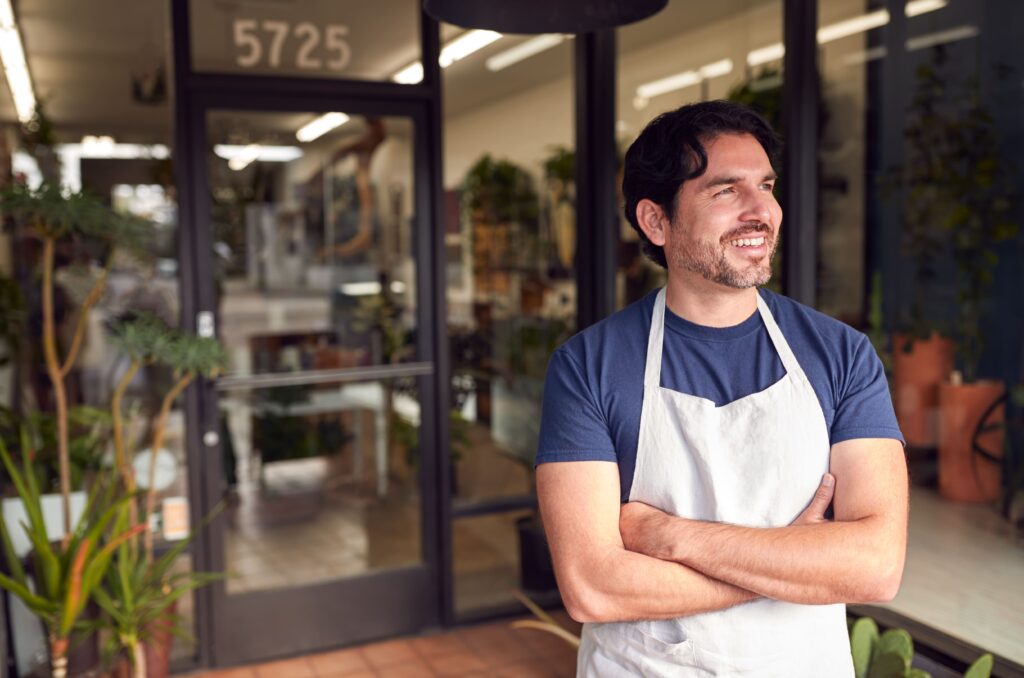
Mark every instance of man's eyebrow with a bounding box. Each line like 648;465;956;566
701;172;778;189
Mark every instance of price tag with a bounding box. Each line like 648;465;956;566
162;497;191;541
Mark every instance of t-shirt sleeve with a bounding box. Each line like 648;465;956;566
830;334;905;445
535;345;618;465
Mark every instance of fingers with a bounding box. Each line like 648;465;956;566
794;473;835;525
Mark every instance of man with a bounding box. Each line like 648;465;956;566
536;100;908;677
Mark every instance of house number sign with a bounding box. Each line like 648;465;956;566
232;19;352;71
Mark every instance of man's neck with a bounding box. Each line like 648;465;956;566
664;272;759;328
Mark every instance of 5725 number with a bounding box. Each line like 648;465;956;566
233;19;351;71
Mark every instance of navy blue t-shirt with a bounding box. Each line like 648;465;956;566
536;288;904;503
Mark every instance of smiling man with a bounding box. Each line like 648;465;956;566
536;101;908;677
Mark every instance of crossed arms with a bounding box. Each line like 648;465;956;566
536;438;908;623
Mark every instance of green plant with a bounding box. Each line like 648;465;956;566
462;155;539;225
94;502;223;676
108;315;228;561
849;617;993;678
894;47;1018;379
0;404;111;492
0;183;149;536
0;439;143;678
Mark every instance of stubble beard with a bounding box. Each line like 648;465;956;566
671;228;777;289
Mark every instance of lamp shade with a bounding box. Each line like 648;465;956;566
423;0;667;34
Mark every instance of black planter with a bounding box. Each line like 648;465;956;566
516;515;558;593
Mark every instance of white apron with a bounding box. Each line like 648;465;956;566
577;288;853;677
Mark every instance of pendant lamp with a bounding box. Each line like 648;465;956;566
423;0;667;34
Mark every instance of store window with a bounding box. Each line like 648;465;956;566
817;0;1024;665
441;23;576;614
616;0;785;309
0;0;199;673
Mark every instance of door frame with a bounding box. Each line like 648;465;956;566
169;1;451;667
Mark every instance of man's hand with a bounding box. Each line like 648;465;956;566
621;473;836;558
791;473;835;526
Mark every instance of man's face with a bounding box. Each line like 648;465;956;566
665;133;781;289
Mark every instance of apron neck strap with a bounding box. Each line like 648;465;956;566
644;288;804;389
644;288;668;387
755;291;802;376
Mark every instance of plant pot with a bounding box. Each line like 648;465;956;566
938;380;1004;502
107;600;176;678
893;333;954;448
516;515;558;594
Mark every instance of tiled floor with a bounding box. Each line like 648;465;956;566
179;615;581;678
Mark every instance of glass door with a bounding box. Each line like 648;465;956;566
192;104;441;664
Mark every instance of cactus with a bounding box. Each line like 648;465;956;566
850;617;994;678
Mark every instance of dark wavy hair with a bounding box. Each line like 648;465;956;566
622;100;781;268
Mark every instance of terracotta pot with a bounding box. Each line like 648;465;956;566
892;333;954;448
106;601;176;678
938;380;1004;502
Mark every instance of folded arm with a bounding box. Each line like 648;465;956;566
620;438;908;606
540;461;768;624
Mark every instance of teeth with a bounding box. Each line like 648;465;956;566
730;236;765;247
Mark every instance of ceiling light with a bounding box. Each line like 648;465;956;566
227;144;261;171
392;29;504;84
486;34;568;72
636;70;699;99
393;62;424;84
0;0;36;124
699;59;734;79
213;144;303;163
340;281;382;296
817;9;889;44
439;29;502;68
747;43;785;67
746;0;946;67
905;0;947;17
635;58;733;100
907;24;979;51
296;112;350;143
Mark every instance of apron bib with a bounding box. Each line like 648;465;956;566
577;288;853;677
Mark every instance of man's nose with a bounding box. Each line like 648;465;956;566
739;187;775;225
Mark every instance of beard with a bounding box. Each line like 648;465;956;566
669;223;777;289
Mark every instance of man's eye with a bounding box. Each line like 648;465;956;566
714;187;734;197
761;182;776;191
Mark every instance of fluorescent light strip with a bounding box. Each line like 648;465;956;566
747;0;946;66
227;144;261;171
439;29;502;68
906;0;947;17
393;62;424;84
213;144;303;163
747;43;785;67
0;0;36;124
817;9;889;44
486;34;568;72
907;24;979;51
296;112;350;143
392;29;504;84
636;59;733;101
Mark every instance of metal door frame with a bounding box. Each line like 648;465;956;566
170;0;450;667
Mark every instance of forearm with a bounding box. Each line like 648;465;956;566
559;544;758;623
656;517;902;605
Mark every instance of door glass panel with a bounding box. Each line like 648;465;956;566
190;0;420;83
220;378;422;594
207;111;418;378
206;111;424;595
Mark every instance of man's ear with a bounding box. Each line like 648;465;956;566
635;199;668;247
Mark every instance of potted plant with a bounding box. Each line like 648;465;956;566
96;314;227;678
896;49;1021;502
848;617;993;678
0;439;142;678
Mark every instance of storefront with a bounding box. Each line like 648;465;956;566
1;0;1021;674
